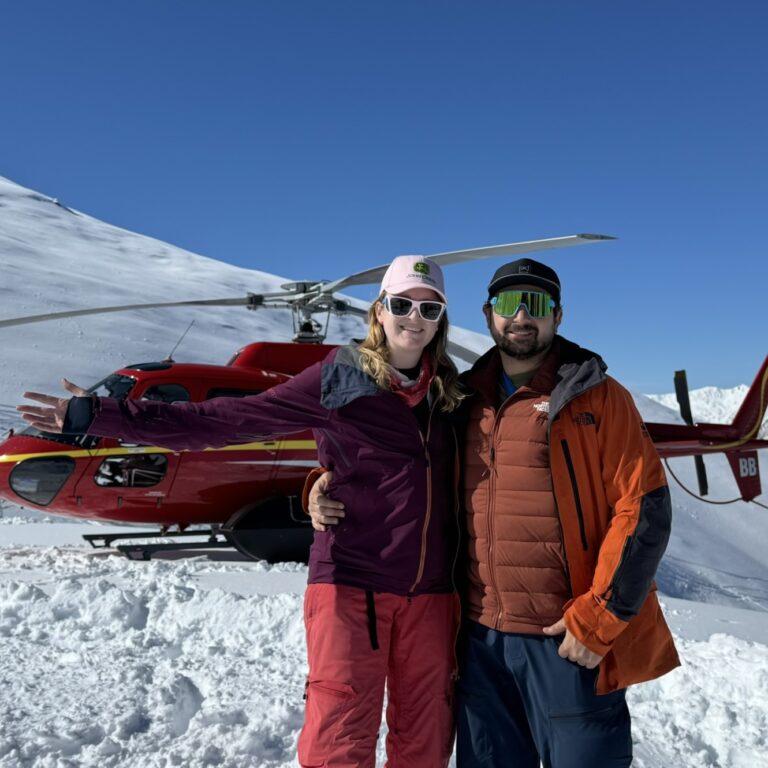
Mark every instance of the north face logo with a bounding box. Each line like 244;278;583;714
574;412;596;425
414;262;430;275
533;401;549;414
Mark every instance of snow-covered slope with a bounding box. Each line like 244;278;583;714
1;176;767;767
0;175;488;420
0;175;369;412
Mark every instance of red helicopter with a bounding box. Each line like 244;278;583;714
1;233;766;562
649;360;768;504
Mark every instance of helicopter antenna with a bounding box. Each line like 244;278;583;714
165;320;195;362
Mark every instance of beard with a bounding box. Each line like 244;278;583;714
489;321;554;360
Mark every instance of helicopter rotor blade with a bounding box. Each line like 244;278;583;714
426;233;615;267
323;234;615;293
0;294;293;329
0;234;615;330
446;339;482;365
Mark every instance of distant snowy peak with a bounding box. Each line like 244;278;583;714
646;384;768;437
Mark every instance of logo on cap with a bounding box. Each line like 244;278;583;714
414;262;430;275
519;265;531;274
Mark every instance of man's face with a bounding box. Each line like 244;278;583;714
483;283;562;360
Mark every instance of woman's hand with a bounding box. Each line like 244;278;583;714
17;378;89;433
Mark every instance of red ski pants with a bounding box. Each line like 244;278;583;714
297;584;459;768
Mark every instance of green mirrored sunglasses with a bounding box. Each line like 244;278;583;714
490;289;556;318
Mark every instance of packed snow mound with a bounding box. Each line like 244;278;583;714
630;632;768;768
0;549;308;767
1;543;766;768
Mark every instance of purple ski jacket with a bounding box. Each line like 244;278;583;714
66;345;459;596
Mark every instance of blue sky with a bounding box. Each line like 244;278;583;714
1;1;766;392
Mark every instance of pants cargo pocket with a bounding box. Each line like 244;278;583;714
297;679;356;768
549;698;632;768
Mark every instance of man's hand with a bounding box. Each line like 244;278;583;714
17;379;89;433
543;618;604;669
308;470;345;532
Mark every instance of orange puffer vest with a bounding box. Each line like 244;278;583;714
460;337;680;694
463;348;571;633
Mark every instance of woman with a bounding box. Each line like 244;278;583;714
19;255;464;768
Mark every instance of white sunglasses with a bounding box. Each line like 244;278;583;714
382;295;447;322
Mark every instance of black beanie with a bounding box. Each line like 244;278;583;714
487;258;561;304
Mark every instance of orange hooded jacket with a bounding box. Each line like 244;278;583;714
461;337;680;694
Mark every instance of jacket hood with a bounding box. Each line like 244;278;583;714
549;336;608;419
320;345;380;409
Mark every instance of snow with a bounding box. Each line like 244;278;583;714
646;387;768;438
0;544;309;767
1;530;767;768
1;175;768;766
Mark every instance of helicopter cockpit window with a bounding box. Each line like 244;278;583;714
206;388;263;399
10;456;76;505
88;374;137;400
140;384;190;403
94;454;168;488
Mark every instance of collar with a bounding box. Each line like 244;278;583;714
389;355;434;408
463;335;607;413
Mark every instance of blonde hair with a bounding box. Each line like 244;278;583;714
357;293;465;412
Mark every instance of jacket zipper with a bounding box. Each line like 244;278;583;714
449;425;463;680
545;374;605;591
487;394;515;629
486;442;503;628
449;424;463;594
408;404;435;595
560;438;588;551
546;420;573;592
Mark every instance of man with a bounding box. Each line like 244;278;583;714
308;258;680;768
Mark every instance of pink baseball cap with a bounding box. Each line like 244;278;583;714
380;256;447;304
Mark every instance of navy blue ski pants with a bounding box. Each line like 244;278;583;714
456;621;632;768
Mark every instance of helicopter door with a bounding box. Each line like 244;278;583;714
72;436;183;520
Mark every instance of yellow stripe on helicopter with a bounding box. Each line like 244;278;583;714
0;439;318;464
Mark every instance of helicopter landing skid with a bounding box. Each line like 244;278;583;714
82;528;233;561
